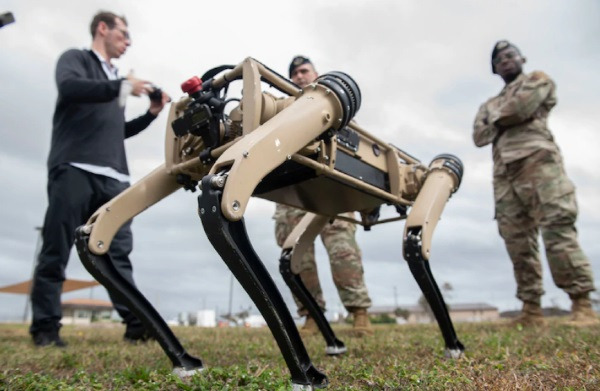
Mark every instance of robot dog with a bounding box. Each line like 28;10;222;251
75;57;464;390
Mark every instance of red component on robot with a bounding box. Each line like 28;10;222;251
181;76;203;95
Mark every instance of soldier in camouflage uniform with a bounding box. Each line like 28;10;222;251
273;56;373;337
473;41;597;327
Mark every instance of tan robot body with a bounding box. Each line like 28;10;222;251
75;58;464;389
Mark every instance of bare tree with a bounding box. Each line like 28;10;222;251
441;282;453;299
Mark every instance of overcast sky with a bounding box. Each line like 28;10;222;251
1;0;599;324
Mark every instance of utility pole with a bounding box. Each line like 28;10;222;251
227;274;234;317
23;226;43;323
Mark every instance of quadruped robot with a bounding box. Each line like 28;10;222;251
75;58;464;390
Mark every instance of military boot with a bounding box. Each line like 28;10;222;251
351;308;374;337
299;315;319;337
511;301;546;327
568;293;599;327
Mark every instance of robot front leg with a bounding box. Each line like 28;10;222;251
75;233;204;374
199;175;328;389
75;165;204;375
280;213;346;356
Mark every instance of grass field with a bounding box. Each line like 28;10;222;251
1;319;599;390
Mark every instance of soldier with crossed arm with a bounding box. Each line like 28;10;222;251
473;40;597;327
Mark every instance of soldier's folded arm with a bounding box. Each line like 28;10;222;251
473;102;499;147
493;72;554;128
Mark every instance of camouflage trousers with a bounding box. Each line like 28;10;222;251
273;204;372;316
493;149;595;303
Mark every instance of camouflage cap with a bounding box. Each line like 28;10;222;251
491;40;521;73
289;55;312;78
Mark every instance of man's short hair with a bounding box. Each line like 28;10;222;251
289;55;313;78
90;11;127;38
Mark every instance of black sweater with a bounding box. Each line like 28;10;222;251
47;49;155;175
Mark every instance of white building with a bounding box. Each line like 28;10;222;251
61;298;113;325
195;310;217;327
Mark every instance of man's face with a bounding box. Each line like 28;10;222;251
492;47;524;80
291;63;318;88
103;17;131;60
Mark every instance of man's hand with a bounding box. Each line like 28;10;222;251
126;72;151;97
149;88;171;116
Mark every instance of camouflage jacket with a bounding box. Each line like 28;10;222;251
473;71;560;170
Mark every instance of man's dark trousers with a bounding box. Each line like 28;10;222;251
30;164;142;334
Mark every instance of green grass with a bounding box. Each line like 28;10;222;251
1;320;599;390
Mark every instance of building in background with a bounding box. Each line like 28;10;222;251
369;303;500;324
194;310;217;327
0;278;100;323
61;298;113;325
177;310;218;327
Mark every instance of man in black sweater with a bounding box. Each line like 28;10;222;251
30;11;170;347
